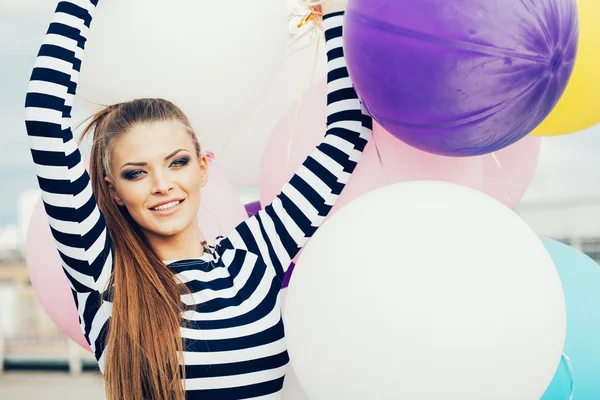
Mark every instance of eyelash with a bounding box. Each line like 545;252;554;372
122;157;191;180
171;157;190;168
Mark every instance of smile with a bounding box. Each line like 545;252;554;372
150;199;184;214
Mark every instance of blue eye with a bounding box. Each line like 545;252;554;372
123;170;145;180
120;157;189;180
171;157;190;168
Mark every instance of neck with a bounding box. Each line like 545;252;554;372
144;221;204;262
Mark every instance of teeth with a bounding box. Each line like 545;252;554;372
152;201;181;211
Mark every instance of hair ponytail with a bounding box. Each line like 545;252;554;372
80;99;199;400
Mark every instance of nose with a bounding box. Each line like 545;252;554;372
151;171;174;195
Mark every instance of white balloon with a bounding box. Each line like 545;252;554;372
78;0;288;139
284;181;566;400
208;35;327;187
282;365;311;400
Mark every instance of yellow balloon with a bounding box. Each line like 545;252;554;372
532;0;600;136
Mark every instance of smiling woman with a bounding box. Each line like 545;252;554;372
76;98;206;400
81;101;209;261
24;1;370;399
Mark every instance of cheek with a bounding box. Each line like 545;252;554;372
182;168;205;193
180;172;204;214
117;182;149;210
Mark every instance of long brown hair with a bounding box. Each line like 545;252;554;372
80;99;201;400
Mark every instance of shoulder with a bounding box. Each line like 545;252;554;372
214;234;239;253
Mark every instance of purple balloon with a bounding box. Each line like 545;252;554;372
282;263;295;289
244;201;262;218
344;0;578;156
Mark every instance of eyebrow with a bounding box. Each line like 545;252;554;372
120;149;189;170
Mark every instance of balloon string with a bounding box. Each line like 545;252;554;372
490;152;513;206
371;131;388;185
288;2;323;55
562;352;575;400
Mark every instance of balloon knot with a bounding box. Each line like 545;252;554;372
298;6;323;27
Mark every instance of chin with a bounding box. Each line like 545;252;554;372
139;212;195;238
153;219;193;237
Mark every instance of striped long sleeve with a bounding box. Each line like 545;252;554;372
24;3;373;396
24;0;112;361
221;12;373;280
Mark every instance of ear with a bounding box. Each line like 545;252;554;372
197;154;209;187
104;176;125;206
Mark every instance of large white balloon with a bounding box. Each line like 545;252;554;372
284;181;566;400
282;365;311;400
209;34;327;187
78;0;288;139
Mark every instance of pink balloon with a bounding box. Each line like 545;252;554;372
26;200;92;352
26;164;247;351
481;136;541;210
259;80;484;213
372;126;484;191
198;165;249;243
259;81;388;216
260;80;540;215
259;79;329;206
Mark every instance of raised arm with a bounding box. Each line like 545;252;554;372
221;11;373;279
24;0;112;356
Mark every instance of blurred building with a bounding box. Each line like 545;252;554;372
0;225;20;264
1;188;91;376
518;198;600;262
0;264;97;375
0;187;95;375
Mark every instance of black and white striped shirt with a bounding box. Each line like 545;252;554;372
24;1;372;398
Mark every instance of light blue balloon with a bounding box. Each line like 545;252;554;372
540;238;600;400
543;354;574;400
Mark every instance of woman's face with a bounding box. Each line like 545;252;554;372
106;120;208;240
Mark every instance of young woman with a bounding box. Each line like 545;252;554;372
24;0;372;399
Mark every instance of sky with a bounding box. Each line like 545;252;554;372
1;1;600;227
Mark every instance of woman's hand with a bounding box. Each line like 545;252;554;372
311;0;348;15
